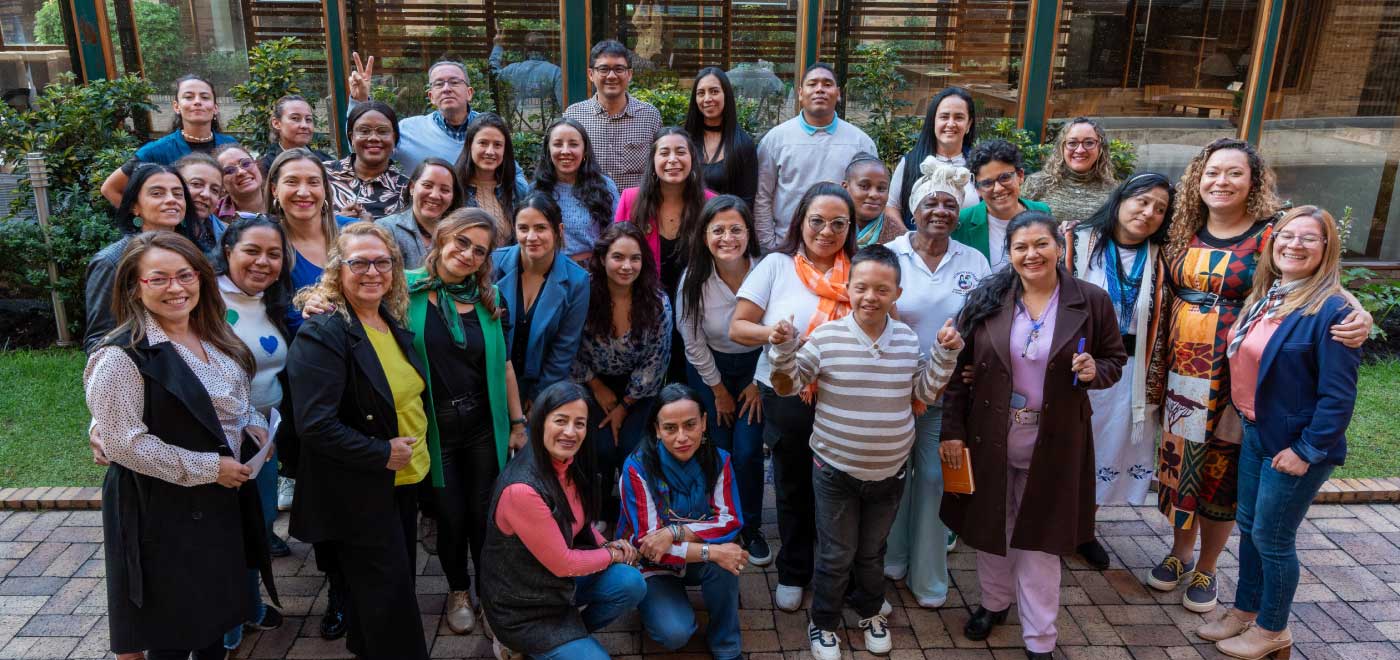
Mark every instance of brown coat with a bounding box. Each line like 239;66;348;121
940;269;1126;556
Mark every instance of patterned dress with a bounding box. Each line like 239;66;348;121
1155;220;1271;529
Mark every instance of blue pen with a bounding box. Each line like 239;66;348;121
1073;337;1087;385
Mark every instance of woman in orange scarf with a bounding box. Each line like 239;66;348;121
728;181;857;612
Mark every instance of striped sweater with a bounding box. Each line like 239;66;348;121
769;314;960;481
617;447;743;578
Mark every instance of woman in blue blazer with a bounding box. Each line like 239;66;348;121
493;192;591;408
1200;206;1362;660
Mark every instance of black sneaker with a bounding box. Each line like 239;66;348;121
963;605;1009;641
249;605;283;631
745;530;773;567
268;534;291;558
1077;538;1110;570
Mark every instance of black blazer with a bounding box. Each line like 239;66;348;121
286;306;431;543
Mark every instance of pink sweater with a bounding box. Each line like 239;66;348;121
613;187;717;274
495;457;611;577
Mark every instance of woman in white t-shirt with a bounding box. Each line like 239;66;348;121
729;181;858;613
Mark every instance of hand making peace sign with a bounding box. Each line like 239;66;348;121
349;52;375;102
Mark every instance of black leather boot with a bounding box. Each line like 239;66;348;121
963;605;1009;641
320;580;348;640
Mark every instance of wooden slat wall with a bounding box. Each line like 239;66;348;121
240;0;327;70
603;1;796;77
818;0;1029;84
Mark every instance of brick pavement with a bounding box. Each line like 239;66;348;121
1;494;1399;659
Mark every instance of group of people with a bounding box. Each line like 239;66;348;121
80;37;1371;660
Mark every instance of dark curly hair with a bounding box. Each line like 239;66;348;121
534;118;616;238
585;222;666;341
956;211;1063;335
967;138;1024;179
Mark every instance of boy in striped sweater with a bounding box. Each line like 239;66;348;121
768;244;963;660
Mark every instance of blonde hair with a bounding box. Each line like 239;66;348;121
266;148;342;270
1246;205;1345;318
105;232;255;375
423;207;501;317
294;222;409;322
1166;138;1282;259
1040;117;1116;188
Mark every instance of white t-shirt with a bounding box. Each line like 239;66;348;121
735;252;825;387
677;265;757;387
888;234;991;355
987;213;1010;270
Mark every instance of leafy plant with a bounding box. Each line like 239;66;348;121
227;38;310;154
1343;267;1400;341
630;80;691;127
976;117;1051;171
512;130;544;180
844;44;919;169
35;0;183;87
0;186;119;332
1106;137;1139;181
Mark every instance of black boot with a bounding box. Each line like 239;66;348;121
963;605;1009;641
320;580;347;640
1025;649;1054;660
1077;537;1111;570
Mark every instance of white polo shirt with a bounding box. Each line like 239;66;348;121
888;233;991;355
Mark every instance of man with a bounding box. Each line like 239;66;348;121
562;40;662;190
489;31;563;113
754;63;877;252
346;53;526;189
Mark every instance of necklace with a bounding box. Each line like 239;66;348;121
181;130;214;143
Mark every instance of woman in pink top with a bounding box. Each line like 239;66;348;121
478;381;645;660
614;126;717;296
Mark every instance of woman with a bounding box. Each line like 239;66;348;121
882;158;989;608
214;216;293;650
214;143;269;221
729;181;857;611
1062;173;1176;569
952;139;1050;270
616;126;717;294
326;100;409;221
618;383;748;659
684;67;758;209
531;118;620;264
677;195;769;566
376;157;464;268
258;94;333;173
403;208;527;634
174;153;228;240
494;192;591;408
889;87;980;227
573;222;672;515
286;222;430;660
266;148;354;322
84;164;209;353
100;74;238;205
1145;138;1371;613
456;112;527;244
1023;117;1118;224
1198;206;1361;660
941;212;1126;658
843;153;904;247
479;381;646;660
85;231;275;659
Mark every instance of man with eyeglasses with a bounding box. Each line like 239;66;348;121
753;63;877;252
346;53;527;191
561;40;662;190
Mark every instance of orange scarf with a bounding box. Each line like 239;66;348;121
792;251;852;402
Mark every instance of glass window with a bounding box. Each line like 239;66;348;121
1050;0;1261;181
1261;1;1400;260
3;0;74;106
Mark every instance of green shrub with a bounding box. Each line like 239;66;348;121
630;81;691;127
227;38;310;155
1343;266;1400;341
844;44;919;169
513;130;544;180
0;188;118;328
34;0;183;87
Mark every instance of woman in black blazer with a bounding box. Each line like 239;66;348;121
286;222;430;660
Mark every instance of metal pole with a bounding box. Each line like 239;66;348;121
26;153;75;347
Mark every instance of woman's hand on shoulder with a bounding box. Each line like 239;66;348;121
1330;304;1373;349
300;292;336;318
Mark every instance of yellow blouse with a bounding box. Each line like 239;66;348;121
364;324;430;486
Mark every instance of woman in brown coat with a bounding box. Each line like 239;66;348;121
940;211;1126;660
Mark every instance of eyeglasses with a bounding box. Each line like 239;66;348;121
1065;139;1100;152
807;216;850;234
974;171;1018;191
591;65;632;77
344;257;394;274
428;78;469;90
352;127;395;139
709;226;747;239
221;158;255;176
451;234;490;258
140;271;198;288
1275;231;1325;247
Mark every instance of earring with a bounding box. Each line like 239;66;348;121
133;217;143;228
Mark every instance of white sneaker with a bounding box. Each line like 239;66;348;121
917;594;948;609
445;590;475;634
276;477;294;511
860;612;892;655
808;622;842;660
775;584;804;612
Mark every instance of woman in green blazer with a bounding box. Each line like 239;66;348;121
952;139;1051;270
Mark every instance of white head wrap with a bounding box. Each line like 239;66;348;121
907;156;972;216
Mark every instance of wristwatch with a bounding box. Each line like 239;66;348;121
700;543;711;562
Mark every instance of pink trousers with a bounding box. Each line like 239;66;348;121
974;419;1061;653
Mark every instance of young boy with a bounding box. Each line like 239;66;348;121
768;243;963;659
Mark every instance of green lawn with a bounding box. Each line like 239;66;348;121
1;349;1398;488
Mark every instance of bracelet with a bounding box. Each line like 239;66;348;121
510;417;526;427
700;543;710;562
669;523;681;543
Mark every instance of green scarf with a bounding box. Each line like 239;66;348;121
856;215;885;248
409;275;482;350
405;268;511;486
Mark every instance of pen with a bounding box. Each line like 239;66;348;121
1073;337;1086;385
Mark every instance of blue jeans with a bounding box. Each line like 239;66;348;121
884;408;949;603
686;352;764;536
1234;417;1334;632
532;564;647;660
639;563;741;659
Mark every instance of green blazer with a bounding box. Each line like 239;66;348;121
952;198;1052;260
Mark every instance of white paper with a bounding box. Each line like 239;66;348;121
245;409;279;479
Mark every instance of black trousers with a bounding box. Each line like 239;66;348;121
329;486;427;660
435;410;500;592
760;384;817;588
145;639;224;660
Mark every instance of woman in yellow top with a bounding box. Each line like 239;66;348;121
286;222;430;660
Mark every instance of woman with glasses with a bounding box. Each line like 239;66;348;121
1023;118;1118;224
326;100;409;221
951;139;1049;270
214;144;268;221
455;112;527;245
175;153;230;242
286;222;430;660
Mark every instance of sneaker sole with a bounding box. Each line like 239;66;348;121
1147;575;1181;591
865;640;893;655
1183;594;1219;613
748;553;774;567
